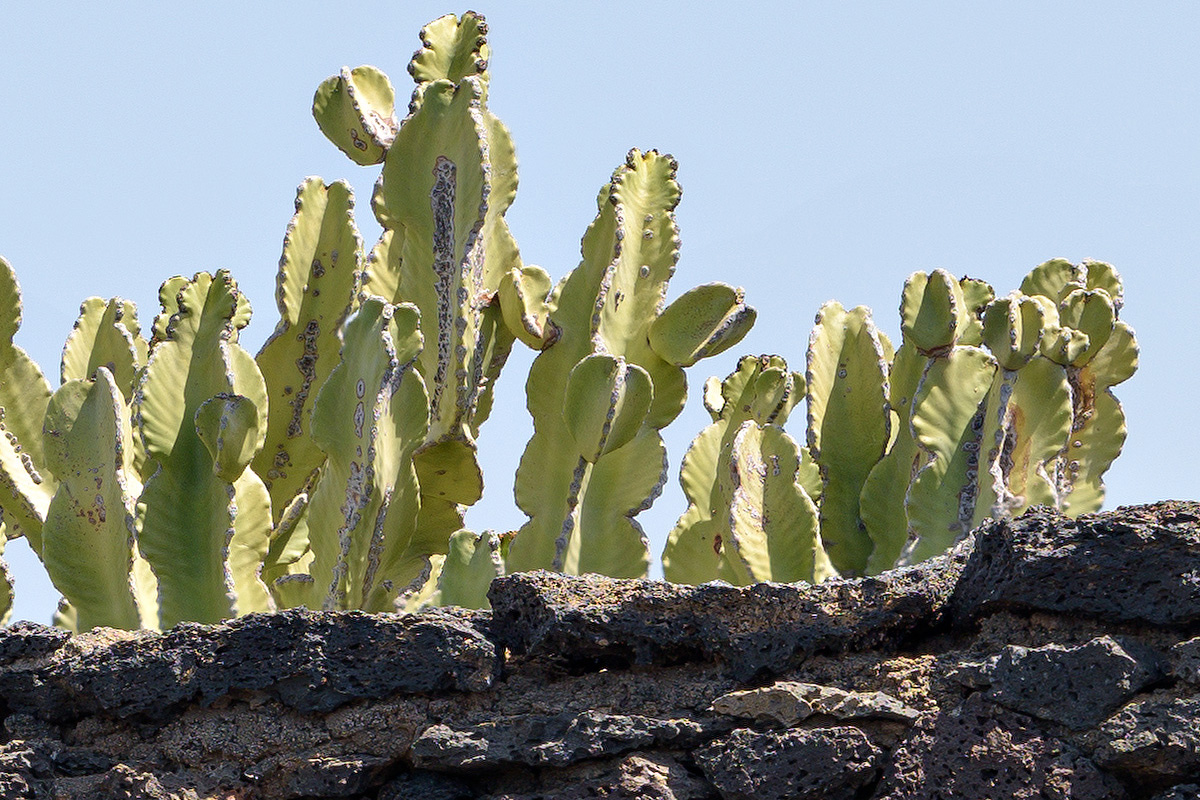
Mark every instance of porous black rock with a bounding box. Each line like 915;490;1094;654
1093;693;1200;784
950;501;1200;626
694;726;881;800
965;636;1161;730
488;541;968;681
0;607;497;723
876;695;1127;799
410;710;724;770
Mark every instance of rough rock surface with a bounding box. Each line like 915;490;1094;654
0;502;1197;798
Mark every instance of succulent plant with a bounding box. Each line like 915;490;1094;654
505;149;754;577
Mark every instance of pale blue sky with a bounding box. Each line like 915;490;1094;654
1;3;1196;623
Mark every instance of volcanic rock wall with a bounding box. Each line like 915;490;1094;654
1;501;1199;799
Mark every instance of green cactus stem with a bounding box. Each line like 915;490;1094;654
507;150;753;577
301;298;432;612
1018;259;1138;514
134;271;273;627
253;178;364;520
1057;318;1137;514
61;297;148;399
308;14;535;548
0;257;56;552
400;528;505;612
805;301;891;575
663;355;831;585
0;536;11;625
858;271;990;572
40;369;149;630
312;66;398;166
901;345;998;564
858;341;927;573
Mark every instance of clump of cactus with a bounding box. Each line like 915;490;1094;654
0;12;1137;627
665;261;1136;585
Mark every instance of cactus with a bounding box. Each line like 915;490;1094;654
400;528;505;612
859;271;992;571
253;178;364;520
663;355;833;585
314;13;551;548
40;369;151;630
300;298;432;612
134;271;273;627
805;301;891;575
0;536;11;625
0;257;56;552
1020;259;1137;513
506;150;753;577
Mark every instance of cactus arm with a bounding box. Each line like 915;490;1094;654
0;257;56;551
409;12;490;88
565;428;663;577
135;272;271;626
509;150;714;576
312;66;398;166
1020;258;1086;304
61;298;145;397
1055;319;1138;514
1058;289;1115;367
498;265;558;350
900;270;968;354
902;346;998;565
253;178;364;518
805;302;890;575
40;370;143;630
721;422;834;586
664;355;807;584
302;299;430;611
564;355;653;462
662;424;726;584
957;277;995;346
648;283;756;368
992;355;1073;514
0;535;11;625
407;529;503;612
1085;260;1124;308
372;77;512;440
859;342;928;573
194;394;274;616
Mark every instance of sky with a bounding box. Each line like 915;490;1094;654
1;3;1196;624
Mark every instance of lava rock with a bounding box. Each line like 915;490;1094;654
1093;693;1200;783
971;636;1160;730
951;501;1200;626
694;726;880;800
410;710;722;769
488;541;968;681
0;622;70;665
876;695;1126;799
378;770;476;800
1151;786;1200;800
0;608;497;723
1168;638;1200;685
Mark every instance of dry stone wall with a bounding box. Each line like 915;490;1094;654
0;501;1199;799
